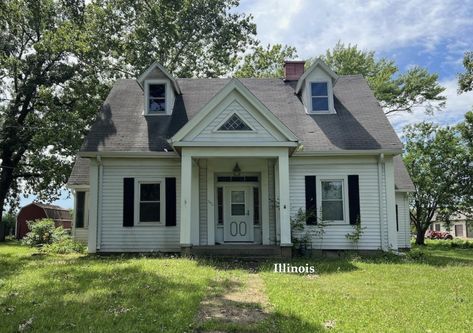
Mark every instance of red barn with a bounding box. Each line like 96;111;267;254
16;202;72;239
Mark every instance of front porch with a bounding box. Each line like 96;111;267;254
190;244;284;258
178;147;293;257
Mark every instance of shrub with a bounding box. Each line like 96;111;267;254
22;219;68;247
42;238;86;254
407;248;426;261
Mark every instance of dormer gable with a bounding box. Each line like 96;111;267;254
295;58;338;115
137;62;181;116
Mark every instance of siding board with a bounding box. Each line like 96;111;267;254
99;159;181;252
290;158;383;250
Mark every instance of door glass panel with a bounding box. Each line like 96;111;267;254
231;204;245;216
231;190;245;203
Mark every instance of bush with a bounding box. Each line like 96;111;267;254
42;238;86;254
407;248;426;261
22;219;68;247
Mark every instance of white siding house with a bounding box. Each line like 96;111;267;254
68;59;415;256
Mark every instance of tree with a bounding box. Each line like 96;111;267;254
0;0;256;224
314;42;446;115
458;51;473;93
234;43;297;78
458;52;473;216
403;122;469;245
87;0;256;78
1;212;16;237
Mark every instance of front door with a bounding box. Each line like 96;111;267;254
224;186;253;242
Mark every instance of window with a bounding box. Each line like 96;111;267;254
321;180;344;222
434;223;441;231
217;176;258;182
139;182;161;222
148;83;166;113
310;82;329;112
217;187;223;225
253;187;260;225
219;114;251;131
75;191;86;228
231;190;246;216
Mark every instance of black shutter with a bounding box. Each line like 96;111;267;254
165;177;177;226
305;176;317;225
123;178;135;227
348;175;360;225
396;205;399;231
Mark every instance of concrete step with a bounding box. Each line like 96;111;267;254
191;245;282;258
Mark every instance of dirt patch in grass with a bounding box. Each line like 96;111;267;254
196;273;270;331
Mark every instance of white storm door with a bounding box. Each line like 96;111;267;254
224;186;253;242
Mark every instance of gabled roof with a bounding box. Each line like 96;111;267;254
137;62;181;94
19;202;72;222
295;58;339;94
170;78;299;144
77;75;402;154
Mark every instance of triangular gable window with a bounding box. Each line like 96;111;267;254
218;114;252;131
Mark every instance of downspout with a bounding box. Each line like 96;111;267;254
377;153;386;250
96;155;103;250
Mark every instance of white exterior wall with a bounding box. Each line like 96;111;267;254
396;192;411;248
289;156;385;250
98;158;181;252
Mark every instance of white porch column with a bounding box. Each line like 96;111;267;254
278;152;291;247
180;150;192;249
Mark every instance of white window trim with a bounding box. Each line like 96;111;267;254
212;110;257;133
306;80;336;115
134;179;165;225
144;79;172;116
316;176;349;225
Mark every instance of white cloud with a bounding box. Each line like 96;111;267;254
240;0;473;58
389;78;473;133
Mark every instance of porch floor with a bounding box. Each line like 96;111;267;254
190;245;283;258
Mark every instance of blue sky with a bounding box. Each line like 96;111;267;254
18;0;473;211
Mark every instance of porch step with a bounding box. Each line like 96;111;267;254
191;245;282;258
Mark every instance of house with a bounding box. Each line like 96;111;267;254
67;59;415;256
430;213;472;238
16;202;72;239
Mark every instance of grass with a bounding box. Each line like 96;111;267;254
1;240;473;332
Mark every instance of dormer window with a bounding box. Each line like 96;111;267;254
148;83;166;113
311;82;329;112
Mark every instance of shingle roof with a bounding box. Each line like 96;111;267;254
79;76;402;153
394;155;415;192
70;75;405;185
67;157;90;186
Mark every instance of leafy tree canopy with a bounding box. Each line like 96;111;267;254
0;0;256;216
403;121;470;245
458;51;473;93
314;42;446;115
234;43;297;78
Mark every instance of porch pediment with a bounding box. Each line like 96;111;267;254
170;79;299;148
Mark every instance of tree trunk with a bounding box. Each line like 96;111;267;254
415;228;426;245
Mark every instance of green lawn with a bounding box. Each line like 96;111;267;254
1;240;473;332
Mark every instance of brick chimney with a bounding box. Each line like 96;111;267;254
283;60;305;81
